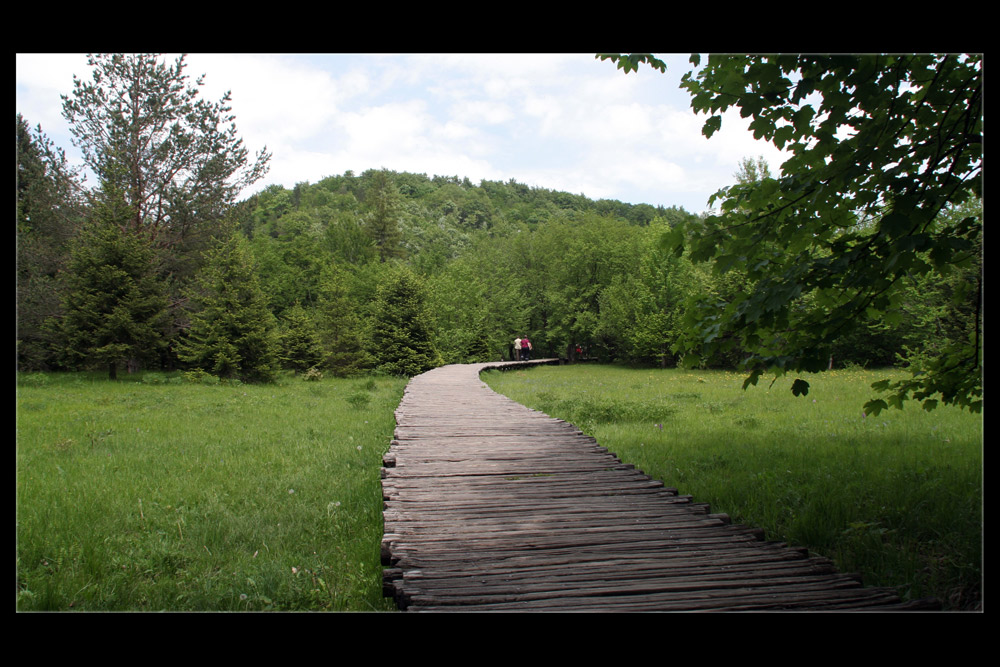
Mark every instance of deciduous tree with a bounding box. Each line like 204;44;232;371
601;54;983;413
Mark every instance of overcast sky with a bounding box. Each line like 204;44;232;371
15;53;790;215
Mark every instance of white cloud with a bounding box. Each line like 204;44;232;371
183;54;343;143
340;100;430;154
16;53;791;213
450;100;514;126
16;54;95;172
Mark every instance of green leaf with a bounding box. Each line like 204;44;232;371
773;125;794;149
602;53;982;417
597;54;666;74
659;224;686;256
879;212;912;239
702;115;722;139
791;378;810;397
714;254;740;274
742;369;762;390
680;353;702;369
863;399;888;417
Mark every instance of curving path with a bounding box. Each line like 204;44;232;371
380;361;937;611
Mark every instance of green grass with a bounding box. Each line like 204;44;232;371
16;370;408;611
482;364;983;610
19;363;982;611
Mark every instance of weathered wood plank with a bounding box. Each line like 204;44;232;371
380;361;937;611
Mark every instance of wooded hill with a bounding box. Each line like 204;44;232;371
232;169;707;370
18;132;980;385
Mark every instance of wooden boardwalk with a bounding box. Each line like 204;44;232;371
380;361;935;612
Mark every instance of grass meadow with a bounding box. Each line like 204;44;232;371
16;370;407;611
482;363;983;611
17;363;983;612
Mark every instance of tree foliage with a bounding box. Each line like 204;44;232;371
278;302;326;373
362;169;404;263
249;210;326;317
177;228;279;383
16;115;86;370
55;182;170;379
370;265;442;376
598;223;704;367
601;53;983;413
24;53;981;393
532;214;647;359
61;53;271;247
315;264;372;376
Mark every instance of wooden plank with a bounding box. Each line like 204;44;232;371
380;361;938;611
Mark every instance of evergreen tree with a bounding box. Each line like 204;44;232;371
370;265;441;376
55;182;169;379
178;229;278;383
315;265;371;376
464;314;494;362
16;115;86;370
61;54;270;248
362;169;404;263
278;302;326;372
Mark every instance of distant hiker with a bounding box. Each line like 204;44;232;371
513;336;522;361
521;336;532;361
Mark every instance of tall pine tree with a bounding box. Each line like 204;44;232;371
61;53;270;248
362;169;404;263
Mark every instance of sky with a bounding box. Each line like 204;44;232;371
15;53;791;215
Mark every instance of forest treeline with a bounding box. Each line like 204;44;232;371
17;111;981;383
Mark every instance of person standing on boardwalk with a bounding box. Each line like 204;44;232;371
521;335;532;361
513;336;522;361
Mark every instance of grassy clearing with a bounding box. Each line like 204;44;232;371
482;363;983;610
16;371;407;611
